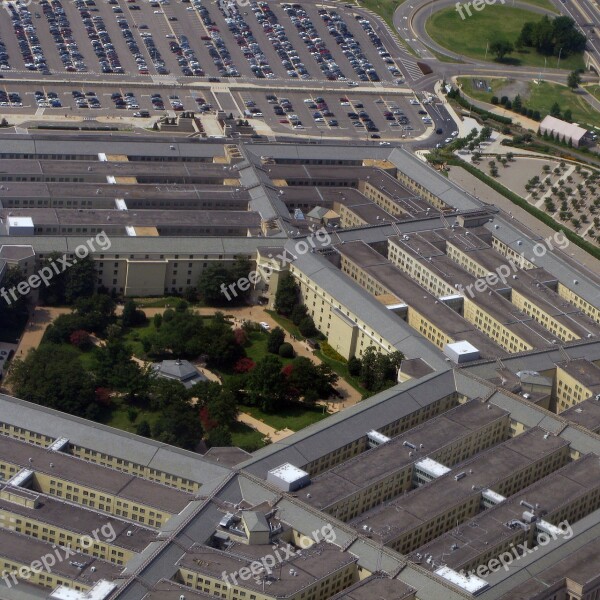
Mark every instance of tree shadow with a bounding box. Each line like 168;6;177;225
494;56;522;66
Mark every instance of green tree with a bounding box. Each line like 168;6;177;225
8;344;96;418
274;274;299;316
247;355;288;412
122;299;147;328
197;258;253;306
567;71;582;90
298;315;317;338
550;102;561;117
489;39;514;61
348;356;362;376
267;327;285;354
136;420;151;437
207;426;232;447
359;348;404;393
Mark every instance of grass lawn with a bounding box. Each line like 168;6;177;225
266;310;304;340
230;422;267;452
132;296;202;308
427;6;584;70
100;398;162;435
123;321;158;358
527;81;600;129
240;403;329;432
315;350;368;396
457;77;508;102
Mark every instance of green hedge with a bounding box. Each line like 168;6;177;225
449;158;600;261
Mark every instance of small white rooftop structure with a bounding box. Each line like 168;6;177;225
444;341;480;364
434;566;489;594
267;463;310;492
415;458;451;479
537;519;565;538
481;488;506;505
50;580;116;600
7;216;34;236
367;430;391;448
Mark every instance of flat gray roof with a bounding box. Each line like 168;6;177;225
350;428;569;543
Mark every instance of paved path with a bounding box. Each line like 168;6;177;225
237;412;293;443
14;307;72;359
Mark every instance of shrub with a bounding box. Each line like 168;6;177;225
278;343;295;358
491;96;499;105
348;356;362;376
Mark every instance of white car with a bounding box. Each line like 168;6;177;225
303;98;313;103
259;322;270;330
379;141;390;146
409;99;419;105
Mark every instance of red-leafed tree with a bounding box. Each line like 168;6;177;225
70;329;92;350
199;406;218;432
94;387;112;407
234;357;255;373
233;328;248;346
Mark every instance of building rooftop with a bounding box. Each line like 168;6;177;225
337;240;507;359
412;453;600;572
556;358;600;393
350;428;569;544
0;435;193;514
0;485;157;551
0;528;121;585
560;396;600;431
303;399;508;510
329;575;415;600
177;541;356;597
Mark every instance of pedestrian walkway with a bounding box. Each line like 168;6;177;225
237;412;293;443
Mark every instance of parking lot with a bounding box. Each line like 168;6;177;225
0;0;405;82
234;90;429;139
0;77;438;140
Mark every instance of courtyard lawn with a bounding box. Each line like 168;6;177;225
240;403;329;432
266;310;305;340
426;6;584;70
101;398;162;435
230;422;267;452
123;321;158;358
315;349;369;396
